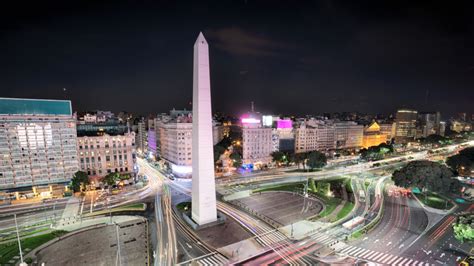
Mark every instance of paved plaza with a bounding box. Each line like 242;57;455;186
35;217;149;265
232;191;323;226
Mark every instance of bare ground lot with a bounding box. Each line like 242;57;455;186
232;191;323;226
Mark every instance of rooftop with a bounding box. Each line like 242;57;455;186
0;97;72;116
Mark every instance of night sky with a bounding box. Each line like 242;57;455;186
1;0;473;117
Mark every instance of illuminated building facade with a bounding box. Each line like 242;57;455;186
0;98;78;190
77;132;135;176
295;119;336;153
362;121;388;148
136;118;147;154
334;121;363;149
394;109;418;143
241;115;273;167
417;112;443;138
160;115;193;175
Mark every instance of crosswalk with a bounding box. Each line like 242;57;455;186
254;229;288;247
195;253;228;266
308;233;428;266
336;244;426;265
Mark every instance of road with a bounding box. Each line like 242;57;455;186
404;203;474;265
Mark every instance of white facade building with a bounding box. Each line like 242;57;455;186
334;121;363;149
295;119;336;153
242;122;273;167
77;132;135;177
0;98;78;190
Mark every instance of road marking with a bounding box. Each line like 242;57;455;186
380;254;393;263
372;252;385;261
405;259;413;265
388;256;401;265
349;247;362;256
360;250;374;258
397;258;409;265
388;257;403;265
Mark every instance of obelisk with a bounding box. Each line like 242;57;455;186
192;32;217;225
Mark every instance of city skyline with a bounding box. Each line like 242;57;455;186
0;2;473;264
1;1;473;117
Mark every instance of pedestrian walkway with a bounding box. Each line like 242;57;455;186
57;197;81;226
330;240;428;266
194;253;228;266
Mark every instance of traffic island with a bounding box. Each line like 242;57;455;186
176;201;252;248
177;201;226;230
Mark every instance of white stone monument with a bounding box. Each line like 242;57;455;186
191;32;217;225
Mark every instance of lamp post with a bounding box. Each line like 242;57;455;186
115;223;122;266
14;214;27;266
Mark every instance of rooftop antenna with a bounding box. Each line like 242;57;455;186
251;101;255;113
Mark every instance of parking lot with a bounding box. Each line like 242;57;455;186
232;191;323;226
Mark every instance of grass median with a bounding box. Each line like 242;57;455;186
0;230;67;265
84;203;146;217
416;192;453;210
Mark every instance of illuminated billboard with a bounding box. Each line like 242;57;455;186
241;114;261;124
242;118;261;124
262;115;273;127
277;119;292;129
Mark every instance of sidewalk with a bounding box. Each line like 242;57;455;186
58;197;81;223
54;215;141;231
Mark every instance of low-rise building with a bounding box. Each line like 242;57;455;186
362;121;388;148
77;132;135;177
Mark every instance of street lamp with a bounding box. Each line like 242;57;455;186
14;214;27;266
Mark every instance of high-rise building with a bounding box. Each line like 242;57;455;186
334;121;363;149
394;109;418;143
417;111;442;138
191;32;217;225
77;132;135;177
378;123;395;142
0;98;78;190
136;118;147;154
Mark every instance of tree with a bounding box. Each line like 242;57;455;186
306;151;327;170
230;152;242;168
294;152;308;170
359;143;394;161
214;145;226;163
103;172;120;186
391;160;461;194
446;147;474;176
453;213;474;243
214;136;232;163
70;171;89;192
420;134;450;145
271;151;286;165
